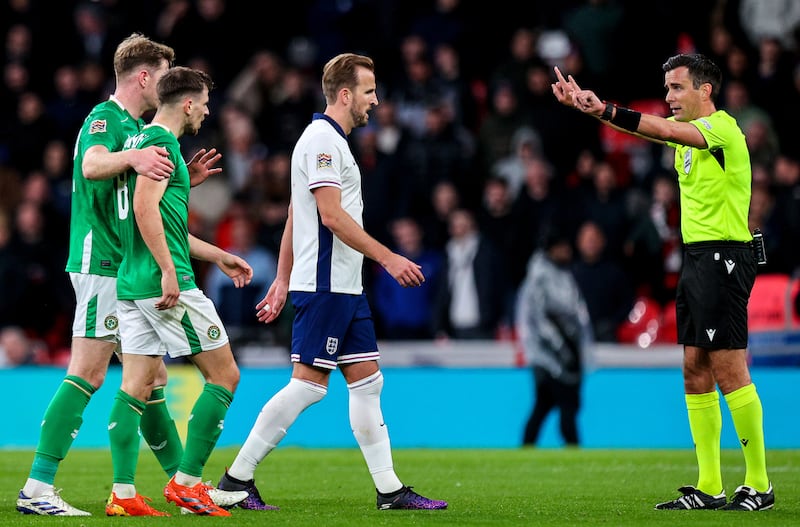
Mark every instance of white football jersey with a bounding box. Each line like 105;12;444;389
289;114;365;294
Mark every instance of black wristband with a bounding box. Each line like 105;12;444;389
600;102;614;121
610;106;642;132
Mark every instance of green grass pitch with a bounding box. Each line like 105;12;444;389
1;447;798;526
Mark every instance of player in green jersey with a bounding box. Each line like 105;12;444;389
17;34;228;517
553;54;772;512
107;66;251;517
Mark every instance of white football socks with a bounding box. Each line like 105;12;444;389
228;378;326;482
348;370;402;494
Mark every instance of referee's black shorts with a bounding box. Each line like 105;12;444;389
676;241;756;350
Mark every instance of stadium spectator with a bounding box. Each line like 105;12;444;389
390;51;441;139
737;0;800;51
572;220;633;342
561;0;625;96
749;35;796;121
6;91;56;174
359;99;416;222
371;216;443;340
40;139;72;220
492;26;540;99
577;159;631;261
475;176;517;322
164;0;245;91
430;42;480;132
769;153;800;273
0;325;45;366
404;102;475;210
433;207;507;339
490;125;543;200
45;64;93;144
9;200;70;342
0;325;32;366
419;179;461;251
509;157;561;288
354;126;400;246
624;172;682;303
263;66;317;153
226;49;285;126
475;79;528;175
516;223;591;446
554;53;773;511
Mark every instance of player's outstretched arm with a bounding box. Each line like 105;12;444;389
188;233;253;288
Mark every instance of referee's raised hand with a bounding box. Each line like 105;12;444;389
551;66;583;108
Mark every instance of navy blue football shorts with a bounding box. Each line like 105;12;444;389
289;291;380;369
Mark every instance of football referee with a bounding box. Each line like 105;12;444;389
553;53;772;512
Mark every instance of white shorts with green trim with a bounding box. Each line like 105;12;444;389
69;272;119;341
118;288;229;358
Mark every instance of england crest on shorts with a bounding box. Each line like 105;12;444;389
326;336;339;355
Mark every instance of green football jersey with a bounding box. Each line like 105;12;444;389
116;123;196;300
666;110;752;244
65;98;144;276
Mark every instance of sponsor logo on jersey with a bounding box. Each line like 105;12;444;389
317;152;332;169
104;315;119;331
208;325;221;340
89;119;107;134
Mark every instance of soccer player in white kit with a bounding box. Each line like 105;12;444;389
217;53;447;511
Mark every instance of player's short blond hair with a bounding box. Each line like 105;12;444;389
321;53;374;105
113;32;175;78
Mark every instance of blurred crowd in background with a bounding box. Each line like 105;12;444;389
1;0;800;365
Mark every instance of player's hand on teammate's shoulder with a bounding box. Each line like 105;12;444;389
134;146;174;181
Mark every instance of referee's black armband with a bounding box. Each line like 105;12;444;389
600;101;614;121
610;106;642;132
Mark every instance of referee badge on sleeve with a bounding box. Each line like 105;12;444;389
683;149;692;174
